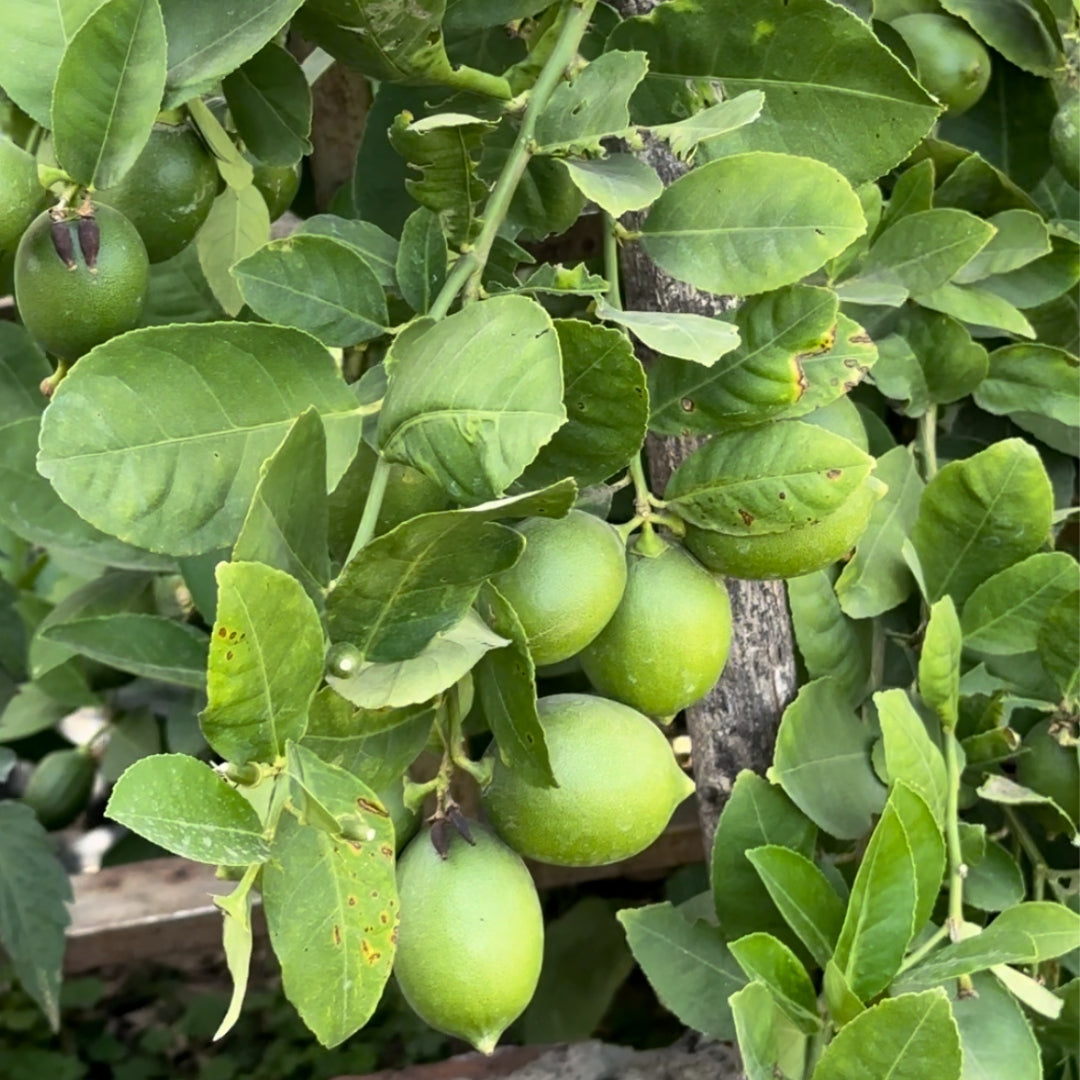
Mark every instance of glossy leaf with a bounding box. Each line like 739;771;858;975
913;282;1036;339
201;562;325;765
0;324;50;425
836;447;924;618
106;754;269;864
519;320;648;491
910;439;1053;606
974;344;1080;427
561;155;664;218
642;152;865;297
812;990;961;1080
213;874;256;1040
664;422;874;536
729;981;808;1080
954;210;1052;284
617;902;744;1042
964;840;1026;912
594;299;740;368
1038;591;1080;706
981;236;1080;310
610;0;938;184
891;307;989;412
890;782;947;938
950;971;1042;1080
876;690;948;825
232;409;331;603
378;295;565;502
37;323;362;557
222;42;312;167
768;676;886;839
711;771;818;954
650;91;765;161
940;0;1062;77
51;0;167;190
196;185;272;316
396;208;447;316
746;845;846;970
728;933;819;1033
297;215;399;289
919;596;962;729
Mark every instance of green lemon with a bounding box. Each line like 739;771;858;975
394;824;543;1053
22;748;96;831
15;205;149;360
95;123;218;262
1050;97;1080;190
0;136;42;252
683;476;886;581
249;155;301;220
0;88;34;147
890;14;992;116
483;693;695;867
1016;719;1078;829
580;539;731;720
493;510;627;667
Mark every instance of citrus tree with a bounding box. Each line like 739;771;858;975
0;0;1078;1077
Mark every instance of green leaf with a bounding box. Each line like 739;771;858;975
196;185;272;316
610;0;937;184
617;902;744;1042
160;0;304;107
641;152;865;297
893;307;990;411
811;990;961;1080
964;841;1026;912
823;959;865;1026
37;322;363;557
297;215;399;290
377;295;566;502
666;421;875;535
728;933;820;1033
836;446;924;618
327;610;507;710
649;285;837;436
213;873;256;1041
262;750;397;1048
745;845;846;970
940;0;1062;77
518;319;648;491
981;236;1080;310
396;208;447;316
51;0;167;189
787;569;870;708
910;438;1053;606
222;42;312;167
879;158;936;233
833;787;919;1000
976;774;1076;837
950;971;1042;1080
768;676;887;839
974;344;1080;427
729;980;808;1080
782;312;877;419
0;685;69;744
505;263;609;298
0;0;106;127
202;562;325;765
0;324;50;425
535;50;645;154
0;802;72;1028
560;155;664;217
1038;591;1080;706
912;281;1036;339
473;583;553;788
233;235;388;347
961;552;1080;655
141;243;225;326
991;962;1065;1018
594;299;740;370
711;771;818;954
389;112;494;245
649;91;765;161
919;596;962;729
876;689;948;825
42;614;207;688
232;409;331;604
891;782;947;939
954;210;1052;284
101;709;162;783
106;754;270;864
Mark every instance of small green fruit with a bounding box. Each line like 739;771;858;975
394;824;543;1053
890;14;992;117
1016;719;1078;829
0;136;42;251
15;206;149;360
248;155;301;220
683;477;886;581
22;748;96;830
483;693;695;867
1050;97;1080;190
493;510;627;667
581;540;731;719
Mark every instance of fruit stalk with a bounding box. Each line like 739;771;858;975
917;403;938;480
344;454;391;565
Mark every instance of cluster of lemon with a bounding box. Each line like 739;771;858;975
393;510;733;1052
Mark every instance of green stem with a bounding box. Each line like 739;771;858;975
1005;807;1071;904
897;924;950;974
944;731;967;939
345;455;391;567
629;453;652;517
918;403;939;480
445;65;513;101
603;211;622;310
446;682;491;787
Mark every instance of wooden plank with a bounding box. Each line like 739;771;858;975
63;806;704;973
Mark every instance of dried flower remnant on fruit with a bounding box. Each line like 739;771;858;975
49;216;77;270
77;214;100;271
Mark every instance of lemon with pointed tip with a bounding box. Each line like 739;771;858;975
581;539;731;720
493;510;627;667
890;14;991;117
483;693;695;867
394;824;543;1053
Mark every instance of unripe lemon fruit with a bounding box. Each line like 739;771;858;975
483;693;695;867
22;747;95;831
581;539;731;720
890;14;991;117
15;205;148;360
1050;97;1080;189
683;476;886;581
394;824;543;1053
0;137;41;251
249;155;301;220
494;510;627;666
95;123;218;262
